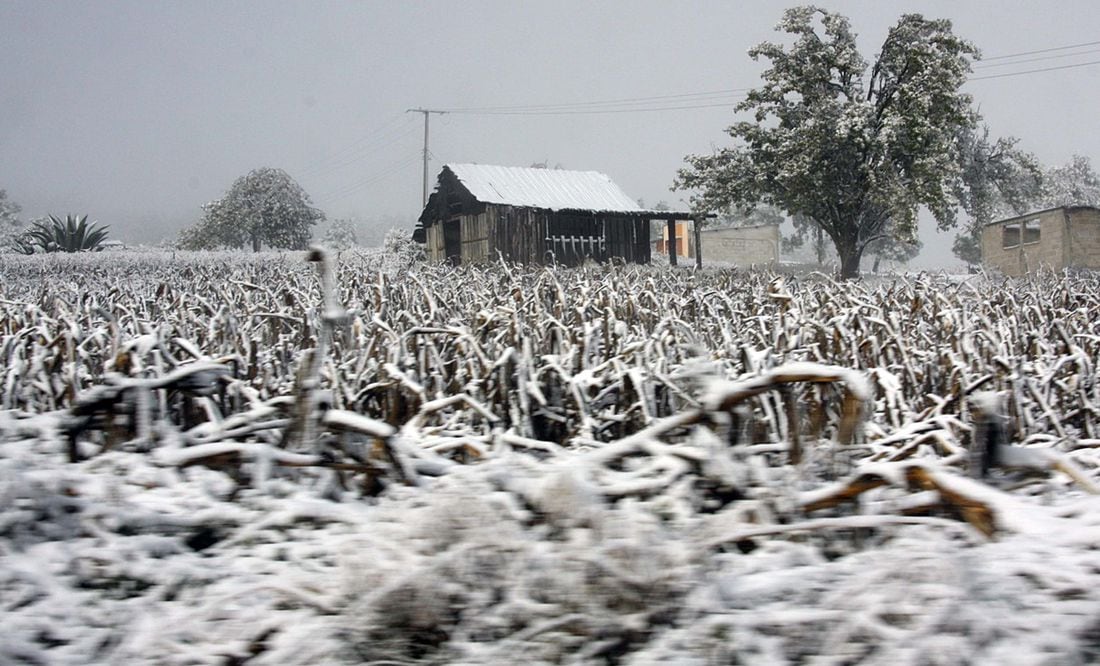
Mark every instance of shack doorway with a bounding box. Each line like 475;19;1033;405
443;219;461;265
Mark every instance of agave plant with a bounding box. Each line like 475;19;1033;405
10;232;37;255
27;214;110;253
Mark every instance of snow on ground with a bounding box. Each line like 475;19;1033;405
4;408;1100;665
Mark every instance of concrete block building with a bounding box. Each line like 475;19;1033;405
981;206;1100;276
699;224;780;267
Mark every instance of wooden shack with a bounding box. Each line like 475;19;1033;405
413;164;693;266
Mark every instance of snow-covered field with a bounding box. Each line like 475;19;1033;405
3;251;1100;664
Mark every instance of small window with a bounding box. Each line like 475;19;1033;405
1003;223;1021;249
1022;218;1040;244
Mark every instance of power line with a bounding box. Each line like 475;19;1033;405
318;154;421;200
446;100;743;116
973;47;1100;69
439;58;1100;116
298;122;420;180
297;115;419;179
443;88;752;113
315;153;422;203
308;38;1100;207
969;58;1100;81
981;39;1100;61
430;38;1100;117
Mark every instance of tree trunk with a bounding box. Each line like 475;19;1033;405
252;234;261;252
838;244;863;279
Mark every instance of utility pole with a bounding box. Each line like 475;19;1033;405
406;108;447;207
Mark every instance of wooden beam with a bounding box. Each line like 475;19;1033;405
639;212;718;221
667;219;677;266
694;215;703;270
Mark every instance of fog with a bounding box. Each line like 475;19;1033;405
2;0;1098;265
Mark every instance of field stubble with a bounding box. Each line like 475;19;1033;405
2;250;1100;664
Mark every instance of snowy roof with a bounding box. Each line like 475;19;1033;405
444;163;657;214
986;204;1100;227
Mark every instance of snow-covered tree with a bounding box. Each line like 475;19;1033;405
1039;155;1100;208
380;226;424;273
781;213;832;265
676;6;980;278
0;189;25;252
951;128;1042;264
178;168;324;251
320;218;358;251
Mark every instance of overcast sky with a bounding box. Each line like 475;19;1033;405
3;1;1099;264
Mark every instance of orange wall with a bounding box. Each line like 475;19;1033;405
657;221;693;257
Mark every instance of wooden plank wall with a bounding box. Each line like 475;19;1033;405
634;218;651;264
604;216;626;263
536;214;651;266
491;206;549;264
460;212;491;262
601;216;650;265
430;206;653;266
426;224;444;262
545;214;605;265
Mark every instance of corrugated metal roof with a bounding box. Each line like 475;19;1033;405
446;163;649;213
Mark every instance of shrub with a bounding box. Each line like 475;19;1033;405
26;214;110;253
320;218;358;251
